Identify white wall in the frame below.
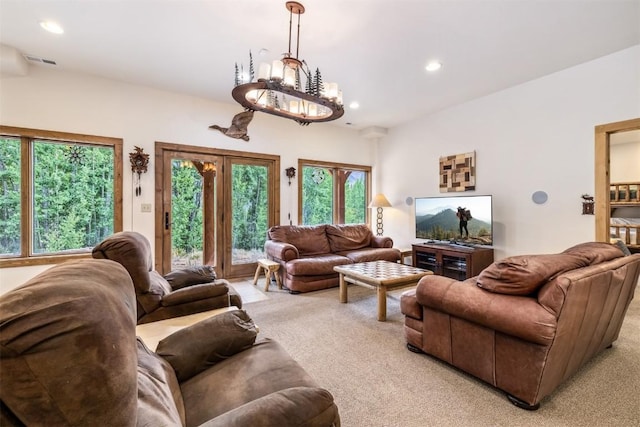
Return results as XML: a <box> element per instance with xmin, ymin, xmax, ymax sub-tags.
<box><xmin>0</xmin><ymin>67</ymin><xmax>372</xmax><ymax>291</ymax></box>
<box><xmin>611</xmin><ymin>141</ymin><xmax>640</xmax><ymax>182</ymax></box>
<box><xmin>380</xmin><ymin>45</ymin><xmax>640</xmax><ymax>260</ymax></box>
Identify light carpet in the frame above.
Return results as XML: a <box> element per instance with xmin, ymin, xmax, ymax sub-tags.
<box><xmin>230</xmin><ymin>279</ymin><xmax>640</xmax><ymax>427</ymax></box>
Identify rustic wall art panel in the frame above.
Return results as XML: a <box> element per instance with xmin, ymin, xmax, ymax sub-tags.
<box><xmin>439</xmin><ymin>151</ymin><xmax>476</xmax><ymax>192</ymax></box>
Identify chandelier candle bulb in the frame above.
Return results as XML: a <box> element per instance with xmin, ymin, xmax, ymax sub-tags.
<box><xmin>271</xmin><ymin>60</ymin><xmax>284</xmax><ymax>80</ymax></box>
<box><xmin>308</xmin><ymin>103</ymin><xmax>318</xmax><ymax>116</ymax></box>
<box><xmin>258</xmin><ymin>63</ymin><xmax>271</xmax><ymax>80</ymax></box>
<box><xmin>284</xmin><ymin>68</ymin><xmax>296</xmax><ymax>86</ymax></box>
<box><xmin>290</xmin><ymin>100</ymin><xmax>299</xmax><ymax>114</ymax></box>
<box><xmin>327</xmin><ymin>83</ymin><xmax>338</xmax><ymax>99</ymax></box>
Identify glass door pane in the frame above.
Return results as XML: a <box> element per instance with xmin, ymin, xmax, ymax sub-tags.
<box><xmin>225</xmin><ymin>158</ymin><xmax>274</xmax><ymax>277</ymax></box>
<box><xmin>166</xmin><ymin>154</ymin><xmax>219</xmax><ymax>271</ymax></box>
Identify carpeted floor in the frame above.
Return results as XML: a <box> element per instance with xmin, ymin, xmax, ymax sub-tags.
<box><xmin>230</xmin><ymin>278</ymin><xmax>640</xmax><ymax>427</ymax></box>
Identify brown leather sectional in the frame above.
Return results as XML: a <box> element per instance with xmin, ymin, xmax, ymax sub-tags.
<box><xmin>401</xmin><ymin>242</ymin><xmax>640</xmax><ymax>409</ymax></box>
<box><xmin>265</xmin><ymin>224</ymin><xmax>401</xmax><ymax>293</ymax></box>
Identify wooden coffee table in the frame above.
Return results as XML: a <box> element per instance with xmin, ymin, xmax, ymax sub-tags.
<box><xmin>334</xmin><ymin>260</ymin><xmax>432</xmax><ymax>321</ymax></box>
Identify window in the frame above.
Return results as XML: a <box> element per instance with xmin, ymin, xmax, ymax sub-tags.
<box><xmin>298</xmin><ymin>159</ymin><xmax>371</xmax><ymax>225</ymax></box>
<box><xmin>0</xmin><ymin>126</ymin><xmax>122</xmax><ymax>267</ymax></box>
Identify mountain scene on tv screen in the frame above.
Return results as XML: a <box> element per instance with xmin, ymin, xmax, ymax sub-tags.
<box><xmin>416</xmin><ymin>208</ymin><xmax>492</xmax><ymax>245</ymax></box>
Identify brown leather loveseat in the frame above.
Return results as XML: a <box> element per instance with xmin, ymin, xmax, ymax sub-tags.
<box><xmin>401</xmin><ymin>242</ymin><xmax>640</xmax><ymax>409</ymax></box>
<box><xmin>265</xmin><ymin>224</ymin><xmax>401</xmax><ymax>293</ymax></box>
<box><xmin>0</xmin><ymin>259</ymin><xmax>341</xmax><ymax>426</ymax></box>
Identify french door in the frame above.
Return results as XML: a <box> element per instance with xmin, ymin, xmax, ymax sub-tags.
<box><xmin>155</xmin><ymin>143</ymin><xmax>279</xmax><ymax>278</ymax></box>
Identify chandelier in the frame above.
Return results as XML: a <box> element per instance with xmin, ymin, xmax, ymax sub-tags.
<box><xmin>231</xmin><ymin>1</ymin><xmax>344</xmax><ymax>126</ymax></box>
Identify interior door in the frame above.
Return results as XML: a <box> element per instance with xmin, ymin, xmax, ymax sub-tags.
<box><xmin>160</xmin><ymin>150</ymin><xmax>222</xmax><ymax>275</ymax></box>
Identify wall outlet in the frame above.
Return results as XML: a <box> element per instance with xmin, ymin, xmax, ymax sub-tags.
<box><xmin>141</xmin><ymin>203</ymin><xmax>152</xmax><ymax>213</ymax></box>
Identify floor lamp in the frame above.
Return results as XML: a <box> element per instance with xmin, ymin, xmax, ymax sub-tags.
<box><xmin>369</xmin><ymin>193</ymin><xmax>392</xmax><ymax>236</ymax></box>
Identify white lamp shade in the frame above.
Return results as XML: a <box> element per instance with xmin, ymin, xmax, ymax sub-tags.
<box><xmin>368</xmin><ymin>193</ymin><xmax>392</xmax><ymax>208</ymax></box>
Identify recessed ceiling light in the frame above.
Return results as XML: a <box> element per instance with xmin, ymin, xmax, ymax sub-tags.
<box><xmin>40</xmin><ymin>21</ymin><xmax>64</xmax><ymax>34</ymax></box>
<box><xmin>425</xmin><ymin>61</ymin><xmax>442</xmax><ymax>72</ymax></box>
<box><xmin>349</xmin><ymin>102</ymin><xmax>359</xmax><ymax>109</ymax></box>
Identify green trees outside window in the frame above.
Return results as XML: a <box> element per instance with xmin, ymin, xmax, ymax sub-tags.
<box><xmin>300</xmin><ymin>164</ymin><xmax>368</xmax><ymax>225</ymax></box>
<box><xmin>0</xmin><ymin>127</ymin><xmax>122</xmax><ymax>265</ymax></box>
<box><xmin>0</xmin><ymin>138</ymin><xmax>21</xmax><ymax>256</ymax></box>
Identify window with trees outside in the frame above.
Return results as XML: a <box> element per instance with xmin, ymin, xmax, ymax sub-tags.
<box><xmin>299</xmin><ymin>159</ymin><xmax>371</xmax><ymax>225</ymax></box>
<box><xmin>0</xmin><ymin>126</ymin><xmax>123</xmax><ymax>267</ymax></box>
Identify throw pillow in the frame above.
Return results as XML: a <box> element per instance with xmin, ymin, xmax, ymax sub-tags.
<box><xmin>613</xmin><ymin>239</ymin><xmax>632</xmax><ymax>256</ymax></box>
<box><xmin>156</xmin><ymin>310</ymin><xmax>257</xmax><ymax>382</ymax></box>
<box><xmin>164</xmin><ymin>265</ymin><xmax>217</xmax><ymax>290</ymax></box>
<box><xmin>477</xmin><ymin>253</ymin><xmax>589</xmax><ymax>295</ymax></box>
<box><xmin>562</xmin><ymin>241</ymin><xmax>624</xmax><ymax>264</ymax></box>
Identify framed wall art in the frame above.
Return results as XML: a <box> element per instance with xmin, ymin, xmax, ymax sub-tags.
<box><xmin>440</xmin><ymin>151</ymin><xmax>476</xmax><ymax>192</ymax></box>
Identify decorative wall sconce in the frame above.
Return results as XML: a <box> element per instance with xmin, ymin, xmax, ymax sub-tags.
<box><xmin>582</xmin><ymin>194</ymin><xmax>594</xmax><ymax>215</ymax></box>
<box><xmin>129</xmin><ymin>146</ymin><xmax>149</xmax><ymax>197</ymax></box>
<box><xmin>285</xmin><ymin>167</ymin><xmax>297</xmax><ymax>185</ymax></box>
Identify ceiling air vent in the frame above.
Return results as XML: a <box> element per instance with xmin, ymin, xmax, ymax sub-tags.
<box><xmin>24</xmin><ymin>55</ymin><xmax>57</xmax><ymax>66</ymax></box>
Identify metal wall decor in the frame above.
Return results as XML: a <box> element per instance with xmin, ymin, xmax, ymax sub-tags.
<box><xmin>440</xmin><ymin>151</ymin><xmax>476</xmax><ymax>192</ymax></box>
<box><xmin>209</xmin><ymin>110</ymin><xmax>254</xmax><ymax>141</ymax></box>
<box><xmin>129</xmin><ymin>146</ymin><xmax>149</xmax><ymax>197</ymax></box>
<box><xmin>64</xmin><ymin>144</ymin><xmax>86</xmax><ymax>166</ymax></box>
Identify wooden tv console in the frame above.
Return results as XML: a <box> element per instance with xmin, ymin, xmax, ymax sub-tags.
<box><xmin>412</xmin><ymin>243</ymin><xmax>494</xmax><ymax>280</ymax></box>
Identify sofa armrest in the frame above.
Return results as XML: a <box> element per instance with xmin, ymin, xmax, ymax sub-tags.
<box><xmin>416</xmin><ymin>275</ymin><xmax>557</xmax><ymax>345</ymax></box>
<box><xmin>160</xmin><ymin>282</ymin><xmax>229</xmax><ymax>307</ymax></box>
<box><xmin>371</xmin><ymin>236</ymin><xmax>393</xmax><ymax>248</ymax></box>
<box><xmin>156</xmin><ymin>310</ymin><xmax>257</xmax><ymax>382</ymax></box>
<box><xmin>265</xmin><ymin>240</ymin><xmax>299</xmax><ymax>262</ymax></box>
<box><xmin>199</xmin><ymin>387</ymin><xmax>339</xmax><ymax>427</ymax></box>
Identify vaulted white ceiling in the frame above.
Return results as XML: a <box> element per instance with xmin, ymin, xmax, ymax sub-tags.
<box><xmin>1</xmin><ymin>0</ymin><xmax>639</xmax><ymax>130</ymax></box>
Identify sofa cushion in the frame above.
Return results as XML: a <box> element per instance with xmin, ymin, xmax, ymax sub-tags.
<box><xmin>268</xmin><ymin>225</ymin><xmax>331</xmax><ymax>256</ymax></box>
<box><xmin>285</xmin><ymin>254</ymin><xmax>352</xmax><ymax>276</ymax></box>
<box><xmin>137</xmin><ymin>339</ymin><xmax>185</xmax><ymax>426</ymax></box>
<box><xmin>156</xmin><ymin>310</ymin><xmax>257</xmax><ymax>382</ymax></box>
<box><xmin>164</xmin><ymin>265</ymin><xmax>217</xmax><ymax>290</ymax></box>
<box><xmin>562</xmin><ymin>241</ymin><xmax>624</xmax><ymax>264</ymax></box>
<box><xmin>326</xmin><ymin>224</ymin><xmax>372</xmax><ymax>252</ymax></box>
<box><xmin>180</xmin><ymin>338</ymin><xmax>320</xmax><ymax>426</ymax></box>
<box><xmin>341</xmin><ymin>247</ymin><xmax>401</xmax><ymax>263</ymax></box>
<box><xmin>92</xmin><ymin>231</ymin><xmax>153</xmax><ymax>293</ymax></box>
<box><xmin>477</xmin><ymin>253</ymin><xmax>589</xmax><ymax>295</ymax></box>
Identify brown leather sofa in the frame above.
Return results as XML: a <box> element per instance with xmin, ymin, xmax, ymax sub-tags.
<box><xmin>92</xmin><ymin>231</ymin><xmax>242</xmax><ymax>324</ymax></box>
<box><xmin>264</xmin><ymin>224</ymin><xmax>401</xmax><ymax>293</ymax></box>
<box><xmin>401</xmin><ymin>242</ymin><xmax>640</xmax><ymax>409</ymax></box>
<box><xmin>0</xmin><ymin>259</ymin><xmax>341</xmax><ymax>426</ymax></box>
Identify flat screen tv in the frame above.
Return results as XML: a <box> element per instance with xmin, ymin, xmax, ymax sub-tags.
<box><xmin>415</xmin><ymin>195</ymin><xmax>493</xmax><ymax>246</ymax></box>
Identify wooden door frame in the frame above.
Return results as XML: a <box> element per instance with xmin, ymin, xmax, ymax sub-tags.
<box><xmin>594</xmin><ymin>118</ymin><xmax>640</xmax><ymax>242</ymax></box>
<box><xmin>155</xmin><ymin>142</ymin><xmax>280</xmax><ymax>277</ymax></box>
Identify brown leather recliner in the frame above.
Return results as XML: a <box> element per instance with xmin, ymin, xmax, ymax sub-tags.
<box><xmin>92</xmin><ymin>231</ymin><xmax>242</xmax><ymax>324</ymax></box>
<box><xmin>401</xmin><ymin>242</ymin><xmax>640</xmax><ymax>409</ymax></box>
<box><xmin>0</xmin><ymin>259</ymin><xmax>340</xmax><ymax>426</ymax></box>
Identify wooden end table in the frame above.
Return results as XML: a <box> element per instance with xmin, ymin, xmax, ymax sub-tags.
<box><xmin>334</xmin><ymin>260</ymin><xmax>432</xmax><ymax>321</ymax></box>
